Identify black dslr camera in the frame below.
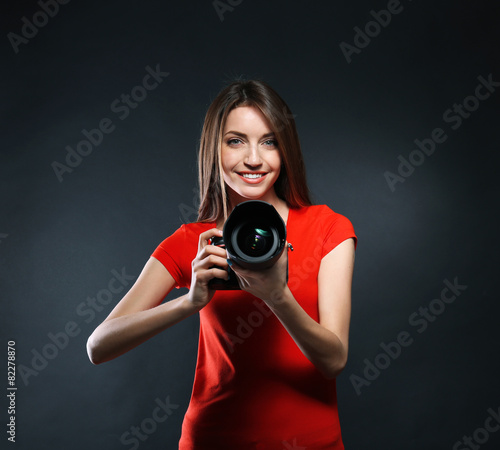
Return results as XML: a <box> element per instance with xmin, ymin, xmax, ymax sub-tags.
<box><xmin>208</xmin><ymin>200</ymin><xmax>287</xmax><ymax>290</ymax></box>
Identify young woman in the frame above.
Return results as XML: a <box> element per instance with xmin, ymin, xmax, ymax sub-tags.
<box><xmin>87</xmin><ymin>80</ymin><xmax>357</xmax><ymax>449</ymax></box>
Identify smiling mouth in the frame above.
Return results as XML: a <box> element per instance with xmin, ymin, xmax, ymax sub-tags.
<box><xmin>238</xmin><ymin>172</ymin><xmax>267</xmax><ymax>179</ymax></box>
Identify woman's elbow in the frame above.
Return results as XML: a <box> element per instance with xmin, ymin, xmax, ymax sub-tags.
<box><xmin>321</xmin><ymin>352</ymin><xmax>348</xmax><ymax>380</ymax></box>
<box><xmin>322</xmin><ymin>365</ymin><xmax>346</xmax><ymax>380</ymax></box>
<box><xmin>86</xmin><ymin>333</ymin><xmax>105</xmax><ymax>365</ymax></box>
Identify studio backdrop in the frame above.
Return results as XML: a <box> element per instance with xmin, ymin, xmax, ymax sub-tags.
<box><xmin>1</xmin><ymin>0</ymin><xmax>499</xmax><ymax>449</ymax></box>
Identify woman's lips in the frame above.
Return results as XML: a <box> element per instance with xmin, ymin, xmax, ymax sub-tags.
<box><xmin>237</xmin><ymin>172</ymin><xmax>268</xmax><ymax>184</ymax></box>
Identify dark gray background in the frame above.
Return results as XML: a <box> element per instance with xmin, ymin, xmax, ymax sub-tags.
<box><xmin>2</xmin><ymin>0</ymin><xmax>499</xmax><ymax>449</ymax></box>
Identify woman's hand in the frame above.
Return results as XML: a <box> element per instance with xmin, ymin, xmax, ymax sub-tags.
<box><xmin>232</xmin><ymin>238</ymin><xmax>355</xmax><ymax>379</ymax></box>
<box><xmin>230</xmin><ymin>243</ymin><xmax>289</xmax><ymax>305</ymax></box>
<box><xmin>187</xmin><ymin>228</ymin><xmax>229</xmax><ymax>310</ymax></box>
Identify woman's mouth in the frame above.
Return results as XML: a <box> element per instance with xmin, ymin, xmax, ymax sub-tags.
<box><xmin>237</xmin><ymin>172</ymin><xmax>267</xmax><ymax>184</ymax></box>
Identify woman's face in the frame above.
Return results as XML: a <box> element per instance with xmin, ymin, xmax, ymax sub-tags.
<box><xmin>221</xmin><ymin>106</ymin><xmax>282</xmax><ymax>206</ymax></box>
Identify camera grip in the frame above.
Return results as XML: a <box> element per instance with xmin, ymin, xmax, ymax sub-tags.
<box><xmin>208</xmin><ymin>236</ymin><xmax>241</xmax><ymax>290</ymax></box>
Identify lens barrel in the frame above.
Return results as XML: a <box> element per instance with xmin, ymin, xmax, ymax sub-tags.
<box><xmin>225</xmin><ymin>200</ymin><xmax>286</xmax><ymax>269</ymax></box>
<box><xmin>208</xmin><ymin>200</ymin><xmax>287</xmax><ymax>290</ymax></box>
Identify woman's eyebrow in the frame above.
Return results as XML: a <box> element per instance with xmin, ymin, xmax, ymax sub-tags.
<box><xmin>224</xmin><ymin>130</ymin><xmax>276</xmax><ymax>138</ymax></box>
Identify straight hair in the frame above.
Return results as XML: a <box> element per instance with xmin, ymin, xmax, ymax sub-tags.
<box><xmin>197</xmin><ymin>79</ymin><xmax>312</xmax><ymax>223</ymax></box>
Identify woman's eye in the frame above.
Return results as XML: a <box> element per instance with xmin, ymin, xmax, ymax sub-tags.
<box><xmin>263</xmin><ymin>139</ymin><xmax>278</xmax><ymax>147</ymax></box>
<box><xmin>227</xmin><ymin>138</ymin><xmax>242</xmax><ymax>146</ymax></box>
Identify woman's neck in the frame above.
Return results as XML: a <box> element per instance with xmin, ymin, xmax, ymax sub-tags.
<box><xmin>217</xmin><ymin>189</ymin><xmax>289</xmax><ymax>228</ymax></box>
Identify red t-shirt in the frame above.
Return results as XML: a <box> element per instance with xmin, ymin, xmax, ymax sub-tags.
<box><xmin>151</xmin><ymin>205</ymin><xmax>357</xmax><ymax>449</ymax></box>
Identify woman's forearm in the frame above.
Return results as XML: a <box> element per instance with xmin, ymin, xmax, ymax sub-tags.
<box><xmin>86</xmin><ymin>295</ymin><xmax>199</xmax><ymax>365</ymax></box>
<box><xmin>267</xmin><ymin>288</ymin><xmax>348</xmax><ymax>379</ymax></box>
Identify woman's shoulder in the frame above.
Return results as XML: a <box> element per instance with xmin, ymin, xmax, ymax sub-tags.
<box><xmin>291</xmin><ymin>204</ymin><xmax>357</xmax><ymax>249</ymax></box>
<box><xmin>179</xmin><ymin>221</ymin><xmax>216</xmax><ymax>235</ymax></box>
<box><xmin>292</xmin><ymin>204</ymin><xmax>352</xmax><ymax>224</ymax></box>
<box><xmin>156</xmin><ymin>221</ymin><xmax>215</xmax><ymax>247</ymax></box>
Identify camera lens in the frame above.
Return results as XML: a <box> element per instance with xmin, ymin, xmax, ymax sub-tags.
<box><xmin>210</xmin><ymin>201</ymin><xmax>287</xmax><ymax>289</ymax></box>
<box><xmin>241</xmin><ymin>227</ymin><xmax>272</xmax><ymax>256</ymax></box>
<box><xmin>223</xmin><ymin>200</ymin><xmax>286</xmax><ymax>271</ymax></box>
<box><xmin>233</xmin><ymin>223</ymin><xmax>278</xmax><ymax>261</ymax></box>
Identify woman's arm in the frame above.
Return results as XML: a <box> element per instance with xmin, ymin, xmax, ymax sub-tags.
<box><xmin>231</xmin><ymin>238</ymin><xmax>355</xmax><ymax>379</ymax></box>
<box><xmin>86</xmin><ymin>258</ymin><xmax>195</xmax><ymax>364</ymax></box>
<box><xmin>87</xmin><ymin>228</ymin><xmax>229</xmax><ymax>365</ymax></box>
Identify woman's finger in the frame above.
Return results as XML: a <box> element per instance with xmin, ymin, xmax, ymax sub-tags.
<box><xmin>197</xmin><ymin>228</ymin><xmax>223</xmax><ymax>252</ymax></box>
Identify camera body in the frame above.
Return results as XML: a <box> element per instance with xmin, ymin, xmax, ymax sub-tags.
<box><xmin>208</xmin><ymin>200</ymin><xmax>287</xmax><ymax>290</ymax></box>
<box><xmin>208</xmin><ymin>236</ymin><xmax>241</xmax><ymax>290</ymax></box>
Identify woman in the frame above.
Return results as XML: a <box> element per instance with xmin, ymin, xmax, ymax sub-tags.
<box><xmin>87</xmin><ymin>80</ymin><xmax>357</xmax><ymax>449</ymax></box>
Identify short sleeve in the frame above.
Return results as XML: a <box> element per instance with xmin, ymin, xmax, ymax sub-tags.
<box><xmin>151</xmin><ymin>225</ymin><xmax>190</xmax><ymax>288</ymax></box>
<box><xmin>320</xmin><ymin>207</ymin><xmax>357</xmax><ymax>258</ymax></box>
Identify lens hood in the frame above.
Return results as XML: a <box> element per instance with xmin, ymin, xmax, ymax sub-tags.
<box><xmin>224</xmin><ymin>200</ymin><xmax>286</xmax><ymax>270</ymax></box>
<box><xmin>208</xmin><ymin>200</ymin><xmax>287</xmax><ymax>290</ymax></box>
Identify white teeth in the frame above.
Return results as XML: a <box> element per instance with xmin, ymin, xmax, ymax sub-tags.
<box><xmin>241</xmin><ymin>173</ymin><xmax>264</xmax><ymax>179</ymax></box>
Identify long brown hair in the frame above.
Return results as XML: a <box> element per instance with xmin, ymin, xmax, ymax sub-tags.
<box><xmin>197</xmin><ymin>79</ymin><xmax>312</xmax><ymax>223</ymax></box>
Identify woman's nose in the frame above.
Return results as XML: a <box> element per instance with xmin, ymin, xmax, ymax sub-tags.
<box><xmin>245</xmin><ymin>144</ymin><xmax>262</xmax><ymax>166</ymax></box>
